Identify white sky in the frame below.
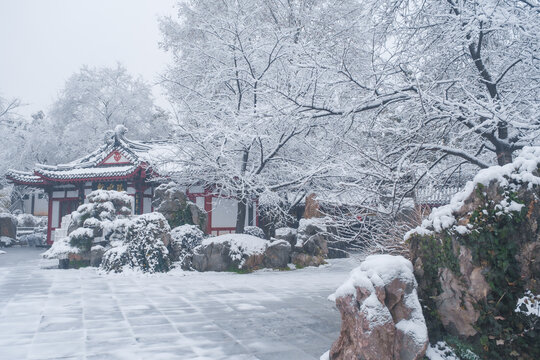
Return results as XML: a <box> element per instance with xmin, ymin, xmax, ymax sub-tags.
<box><xmin>0</xmin><ymin>0</ymin><xmax>178</xmax><ymax>117</ymax></box>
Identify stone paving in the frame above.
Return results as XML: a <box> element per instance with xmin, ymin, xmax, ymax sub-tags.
<box><xmin>0</xmin><ymin>247</ymin><xmax>360</xmax><ymax>360</ymax></box>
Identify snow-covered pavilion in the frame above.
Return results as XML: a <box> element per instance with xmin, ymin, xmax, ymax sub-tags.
<box><xmin>7</xmin><ymin>126</ymin><xmax>258</xmax><ymax>244</ymax></box>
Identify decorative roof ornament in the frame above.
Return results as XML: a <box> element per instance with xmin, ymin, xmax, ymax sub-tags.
<box><xmin>115</xmin><ymin>124</ymin><xmax>128</xmax><ymax>140</ymax></box>
<box><xmin>104</xmin><ymin>130</ymin><xmax>115</xmax><ymax>145</ymax></box>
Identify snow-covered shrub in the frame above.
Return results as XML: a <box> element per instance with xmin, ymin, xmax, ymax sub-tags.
<box><xmin>70</xmin><ymin>190</ymin><xmax>131</xmax><ymax>230</ymax></box>
<box><xmin>243</xmin><ymin>226</ymin><xmax>265</xmax><ymax>239</ymax></box>
<box><xmin>169</xmin><ymin>224</ymin><xmax>205</xmax><ymax>266</ymax></box>
<box><xmin>43</xmin><ymin>190</ymin><xmax>132</xmax><ymax>266</ymax></box>
<box><xmin>16</xmin><ymin>213</ymin><xmax>47</xmax><ymax>227</ymax></box>
<box><xmin>68</xmin><ymin>228</ymin><xmax>95</xmax><ymax>252</ymax></box>
<box><xmin>101</xmin><ymin>212</ymin><xmax>171</xmax><ymax>273</ymax></box>
<box><xmin>42</xmin><ymin>236</ymin><xmax>79</xmax><ymax>260</ymax></box>
<box><xmin>0</xmin><ymin>236</ymin><xmax>14</xmax><ymax>247</ymax></box>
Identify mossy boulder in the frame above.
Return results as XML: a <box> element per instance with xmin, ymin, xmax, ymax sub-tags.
<box><xmin>407</xmin><ymin>147</ymin><xmax>540</xmax><ymax>359</ymax></box>
<box><xmin>152</xmin><ymin>182</ymin><xmax>207</xmax><ymax>231</ymax></box>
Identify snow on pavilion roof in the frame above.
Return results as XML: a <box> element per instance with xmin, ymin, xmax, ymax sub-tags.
<box><xmin>6</xmin><ymin>125</ymin><xmax>181</xmax><ymax>185</ymax></box>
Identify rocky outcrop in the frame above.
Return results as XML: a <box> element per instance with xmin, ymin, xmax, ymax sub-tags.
<box><xmin>0</xmin><ymin>213</ymin><xmax>16</xmax><ymax>244</ymax></box>
<box><xmin>192</xmin><ymin>234</ymin><xmax>268</xmax><ymax>272</ymax></box>
<box><xmin>407</xmin><ymin>147</ymin><xmax>540</xmax><ymax>359</ymax></box>
<box><xmin>329</xmin><ymin>255</ymin><xmax>428</xmax><ymax>360</ymax></box>
<box><xmin>191</xmin><ymin>234</ymin><xmax>293</xmax><ymax>272</ymax></box>
<box><xmin>274</xmin><ymin>227</ymin><xmax>297</xmax><ymax>246</ymax></box>
<box><xmin>263</xmin><ymin>240</ymin><xmax>291</xmax><ymax>269</ymax></box>
<box><xmin>292</xmin><ymin>219</ymin><xmax>328</xmax><ymax>267</ymax></box>
<box><xmin>153</xmin><ymin>183</ymin><xmax>207</xmax><ymax>231</ymax></box>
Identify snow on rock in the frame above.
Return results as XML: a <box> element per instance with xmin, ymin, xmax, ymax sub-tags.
<box><xmin>406</xmin><ymin>146</ymin><xmax>540</xmax><ymax>240</ymax></box>
<box><xmin>328</xmin><ymin>254</ymin><xmax>428</xmax><ymax>360</ymax></box>
<box><xmin>192</xmin><ymin>234</ymin><xmax>294</xmax><ymax>272</ymax></box>
<box><xmin>425</xmin><ymin>342</ymin><xmax>460</xmax><ymax>360</ymax></box>
<box><xmin>515</xmin><ymin>290</ymin><xmax>540</xmax><ymax>317</ymax></box>
<box><xmin>0</xmin><ymin>250</ymin><xmax>6</xmax><ymax>255</ymax></box>
<box><xmin>274</xmin><ymin>227</ymin><xmax>297</xmax><ymax>246</ymax></box>
<box><xmin>201</xmin><ymin>234</ymin><xmax>268</xmax><ymax>262</ymax></box>
<box><xmin>320</xmin><ymin>350</ymin><xmax>330</xmax><ymax>360</ymax></box>
<box><xmin>296</xmin><ymin>217</ymin><xmax>327</xmax><ymax>248</ymax></box>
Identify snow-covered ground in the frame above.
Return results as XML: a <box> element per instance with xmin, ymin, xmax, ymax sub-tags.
<box><xmin>0</xmin><ymin>247</ymin><xmax>360</xmax><ymax>360</ymax></box>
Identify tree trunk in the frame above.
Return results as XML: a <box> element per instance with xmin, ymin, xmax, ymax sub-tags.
<box><xmin>496</xmin><ymin>147</ymin><xmax>513</xmax><ymax>166</ymax></box>
<box><xmin>235</xmin><ymin>196</ymin><xmax>247</xmax><ymax>234</ymax></box>
<box><xmin>235</xmin><ymin>149</ymin><xmax>250</xmax><ymax>233</ymax></box>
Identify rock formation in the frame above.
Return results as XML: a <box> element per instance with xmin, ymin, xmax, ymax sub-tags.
<box><xmin>328</xmin><ymin>255</ymin><xmax>428</xmax><ymax>360</ymax></box>
<box><xmin>407</xmin><ymin>146</ymin><xmax>540</xmax><ymax>359</ymax></box>
<box><xmin>152</xmin><ymin>182</ymin><xmax>207</xmax><ymax>231</ymax></box>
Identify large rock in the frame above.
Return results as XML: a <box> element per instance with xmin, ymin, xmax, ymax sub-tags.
<box><xmin>329</xmin><ymin>255</ymin><xmax>428</xmax><ymax>360</ymax></box>
<box><xmin>0</xmin><ymin>213</ymin><xmax>16</xmax><ymax>243</ymax></box>
<box><xmin>292</xmin><ymin>220</ymin><xmax>329</xmax><ymax>267</ymax></box>
<box><xmin>263</xmin><ymin>240</ymin><xmax>291</xmax><ymax>268</ymax></box>
<box><xmin>274</xmin><ymin>227</ymin><xmax>297</xmax><ymax>246</ymax></box>
<box><xmin>192</xmin><ymin>234</ymin><xmax>268</xmax><ymax>272</ymax></box>
<box><xmin>153</xmin><ymin>182</ymin><xmax>207</xmax><ymax>231</ymax></box>
<box><xmin>407</xmin><ymin>147</ymin><xmax>540</xmax><ymax>358</ymax></box>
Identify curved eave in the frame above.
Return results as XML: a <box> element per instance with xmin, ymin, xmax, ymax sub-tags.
<box><xmin>6</xmin><ymin>175</ymin><xmax>46</xmax><ymax>186</ymax></box>
<box><xmin>34</xmin><ymin>166</ymin><xmax>143</xmax><ymax>183</ymax></box>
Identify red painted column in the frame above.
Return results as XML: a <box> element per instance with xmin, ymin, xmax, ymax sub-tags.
<box><xmin>204</xmin><ymin>189</ymin><xmax>212</xmax><ymax>235</ymax></box>
<box><xmin>46</xmin><ymin>189</ymin><xmax>53</xmax><ymax>245</ymax></box>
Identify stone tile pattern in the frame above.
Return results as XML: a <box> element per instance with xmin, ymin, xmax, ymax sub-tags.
<box><xmin>0</xmin><ymin>248</ymin><xmax>357</xmax><ymax>360</ymax></box>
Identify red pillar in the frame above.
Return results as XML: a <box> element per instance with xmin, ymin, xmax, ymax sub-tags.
<box><xmin>46</xmin><ymin>189</ymin><xmax>53</xmax><ymax>245</ymax></box>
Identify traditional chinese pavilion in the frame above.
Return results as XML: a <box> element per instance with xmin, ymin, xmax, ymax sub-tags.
<box><xmin>7</xmin><ymin>126</ymin><xmax>258</xmax><ymax>244</ymax></box>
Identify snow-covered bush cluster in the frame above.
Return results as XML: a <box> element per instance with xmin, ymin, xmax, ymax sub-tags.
<box><xmin>43</xmin><ymin>190</ymin><xmax>133</xmax><ymax>261</ymax></box>
<box><xmin>101</xmin><ymin>212</ymin><xmax>171</xmax><ymax>273</ymax></box>
<box><xmin>242</xmin><ymin>226</ymin><xmax>265</xmax><ymax>239</ymax></box>
<box><xmin>43</xmin><ymin>190</ymin><xmax>209</xmax><ymax>273</ymax></box>
<box><xmin>15</xmin><ymin>213</ymin><xmax>47</xmax><ymax>227</ymax></box>
<box><xmin>169</xmin><ymin>224</ymin><xmax>205</xmax><ymax>269</ymax></box>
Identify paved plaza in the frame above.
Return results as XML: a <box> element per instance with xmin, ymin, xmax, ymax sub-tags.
<box><xmin>0</xmin><ymin>248</ymin><xmax>360</xmax><ymax>360</ymax></box>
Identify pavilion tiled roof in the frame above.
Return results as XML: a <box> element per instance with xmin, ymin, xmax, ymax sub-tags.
<box><xmin>35</xmin><ymin>165</ymin><xmax>139</xmax><ymax>181</ymax></box>
<box><xmin>6</xmin><ymin>125</ymin><xmax>181</xmax><ymax>185</ymax></box>
<box><xmin>5</xmin><ymin>170</ymin><xmax>45</xmax><ymax>185</ymax></box>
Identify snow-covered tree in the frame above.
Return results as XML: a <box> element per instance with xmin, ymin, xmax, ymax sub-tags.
<box><xmin>274</xmin><ymin>0</ymin><xmax>540</xmax><ymax>218</ymax></box>
<box><xmin>159</xmin><ymin>0</ymin><xmax>332</xmax><ymax>232</ymax></box>
<box><xmin>288</xmin><ymin>0</ymin><xmax>540</xmax><ymax>167</ymax></box>
<box><xmin>0</xmin><ymin>95</ymin><xmax>32</xmax><ymax>186</ymax></box>
<box><xmin>35</xmin><ymin>64</ymin><xmax>171</xmax><ymax>164</ymax></box>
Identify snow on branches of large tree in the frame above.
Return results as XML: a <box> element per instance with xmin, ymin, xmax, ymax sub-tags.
<box><xmin>34</xmin><ymin>64</ymin><xmax>170</xmax><ymax>165</ymax></box>
<box><xmin>159</xmin><ymin>0</ymin><xmax>334</xmax><ymax>232</ymax></box>
<box><xmin>277</xmin><ymin>0</ymin><xmax>540</xmax><ymax>214</ymax></box>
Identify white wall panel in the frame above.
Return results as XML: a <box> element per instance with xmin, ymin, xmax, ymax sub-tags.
<box><xmin>52</xmin><ymin>201</ymin><xmax>60</xmax><ymax>228</ymax></box>
<box><xmin>211</xmin><ymin>197</ymin><xmax>237</xmax><ymax>228</ymax></box>
<box><xmin>142</xmin><ymin>197</ymin><xmax>152</xmax><ymax>214</ymax></box>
